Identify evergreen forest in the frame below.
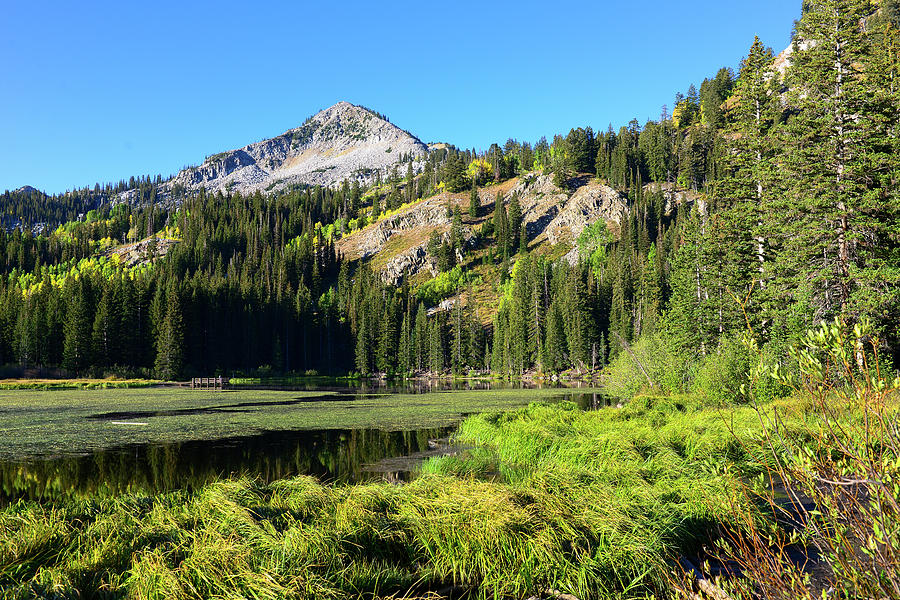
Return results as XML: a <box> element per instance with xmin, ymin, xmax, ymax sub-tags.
<box><xmin>1</xmin><ymin>0</ymin><xmax>899</xmax><ymax>392</ymax></box>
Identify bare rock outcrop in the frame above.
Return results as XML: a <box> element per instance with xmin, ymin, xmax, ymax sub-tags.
<box><xmin>546</xmin><ymin>181</ymin><xmax>626</xmax><ymax>245</ymax></box>
<box><xmin>359</xmin><ymin>201</ymin><xmax>451</xmax><ymax>256</ymax></box>
<box><xmin>643</xmin><ymin>182</ymin><xmax>703</xmax><ymax>215</ymax></box>
<box><xmin>382</xmin><ymin>243</ymin><xmax>432</xmax><ymax>284</ymax></box>
<box><xmin>502</xmin><ymin>174</ymin><xmax>627</xmax><ymax>249</ymax></box>
<box><xmin>108</xmin><ymin>236</ymin><xmax>179</xmax><ymax>267</ymax></box>
<box><xmin>774</xmin><ymin>42</ymin><xmax>794</xmax><ymax>78</ymax></box>
<box><xmin>168</xmin><ymin>102</ymin><xmax>427</xmax><ymax>196</ymax></box>
<box><xmin>343</xmin><ymin>173</ymin><xmax>630</xmax><ymax>281</ymax></box>
<box><xmin>508</xmin><ymin>174</ymin><xmax>569</xmax><ymax>239</ymax></box>
<box><xmin>337</xmin><ymin>195</ymin><xmax>477</xmax><ymax>284</ymax></box>
<box><xmin>377</xmin><ymin>225</ymin><xmax>477</xmax><ymax>285</ymax></box>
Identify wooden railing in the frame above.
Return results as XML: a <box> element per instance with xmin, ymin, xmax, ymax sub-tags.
<box><xmin>190</xmin><ymin>376</ymin><xmax>226</xmax><ymax>390</ymax></box>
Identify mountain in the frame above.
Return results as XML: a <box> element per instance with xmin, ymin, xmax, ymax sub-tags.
<box><xmin>168</xmin><ymin>102</ymin><xmax>428</xmax><ymax>195</ymax></box>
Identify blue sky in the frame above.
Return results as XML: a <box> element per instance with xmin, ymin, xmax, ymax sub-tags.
<box><xmin>1</xmin><ymin>1</ymin><xmax>799</xmax><ymax>195</ymax></box>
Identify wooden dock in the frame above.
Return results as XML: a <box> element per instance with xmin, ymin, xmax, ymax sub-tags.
<box><xmin>190</xmin><ymin>376</ymin><xmax>226</xmax><ymax>390</ymax></box>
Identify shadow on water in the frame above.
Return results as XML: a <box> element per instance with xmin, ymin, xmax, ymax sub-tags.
<box><xmin>0</xmin><ymin>426</ymin><xmax>451</xmax><ymax>504</ymax></box>
<box><xmin>552</xmin><ymin>391</ymin><xmax>615</xmax><ymax>410</ymax></box>
<box><xmin>85</xmin><ymin>393</ymin><xmax>378</xmax><ymax>420</ymax></box>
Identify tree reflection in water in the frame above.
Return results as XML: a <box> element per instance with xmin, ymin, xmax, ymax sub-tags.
<box><xmin>0</xmin><ymin>426</ymin><xmax>448</xmax><ymax>503</ymax></box>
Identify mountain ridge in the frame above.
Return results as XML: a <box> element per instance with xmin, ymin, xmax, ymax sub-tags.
<box><xmin>166</xmin><ymin>101</ymin><xmax>428</xmax><ymax>196</ymax></box>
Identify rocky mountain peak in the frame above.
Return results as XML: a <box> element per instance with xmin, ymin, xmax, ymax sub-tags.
<box><xmin>167</xmin><ymin>102</ymin><xmax>427</xmax><ymax>197</ymax></box>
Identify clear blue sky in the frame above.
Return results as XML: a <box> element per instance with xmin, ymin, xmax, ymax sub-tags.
<box><xmin>1</xmin><ymin>1</ymin><xmax>799</xmax><ymax>195</ymax></box>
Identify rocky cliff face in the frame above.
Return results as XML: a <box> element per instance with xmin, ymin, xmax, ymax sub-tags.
<box><xmin>335</xmin><ymin>195</ymin><xmax>478</xmax><ymax>285</ymax></box>
<box><xmin>643</xmin><ymin>182</ymin><xmax>702</xmax><ymax>215</ymax></box>
<box><xmin>508</xmin><ymin>174</ymin><xmax>627</xmax><ymax>246</ymax></box>
<box><xmin>337</xmin><ymin>173</ymin><xmax>631</xmax><ymax>283</ymax></box>
<box><xmin>169</xmin><ymin>102</ymin><xmax>428</xmax><ymax>195</ymax></box>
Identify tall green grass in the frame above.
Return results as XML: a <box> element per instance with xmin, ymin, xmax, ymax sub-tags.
<box><xmin>0</xmin><ymin>397</ymin><xmax>777</xmax><ymax>599</ymax></box>
<box><xmin>0</xmin><ymin>378</ymin><xmax>159</xmax><ymax>390</ymax></box>
<box><xmin>423</xmin><ymin>398</ymin><xmax>769</xmax><ymax>596</ymax></box>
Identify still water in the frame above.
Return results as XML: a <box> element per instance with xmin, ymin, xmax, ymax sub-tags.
<box><xmin>0</xmin><ymin>385</ymin><xmax>608</xmax><ymax>503</ymax></box>
<box><xmin>0</xmin><ymin>426</ymin><xmax>451</xmax><ymax>503</ymax></box>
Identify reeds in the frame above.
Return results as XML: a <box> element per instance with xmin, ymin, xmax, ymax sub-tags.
<box><xmin>0</xmin><ymin>398</ymin><xmax>779</xmax><ymax>599</ymax></box>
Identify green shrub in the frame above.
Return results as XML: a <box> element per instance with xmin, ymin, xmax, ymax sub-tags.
<box><xmin>750</xmin><ymin>342</ymin><xmax>792</xmax><ymax>403</ymax></box>
<box><xmin>692</xmin><ymin>334</ymin><xmax>754</xmax><ymax>404</ymax></box>
<box><xmin>603</xmin><ymin>333</ymin><xmax>691</xmax><ymax>398</ymax></box>
<box><xmin>416</xmin><ymin>266</ymin><xmax>480</xmax><ymax>306</ymax></box>
<box><xmin>684</xmin><ymin>318</ymin><xmax>900</xmax><ymax>599</ymax></box>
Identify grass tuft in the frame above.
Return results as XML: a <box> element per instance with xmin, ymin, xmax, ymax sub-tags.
<box><xmin>0</xmin><ymin>396</ymin><xmax>807</xmax><ymax>599</ymax></box>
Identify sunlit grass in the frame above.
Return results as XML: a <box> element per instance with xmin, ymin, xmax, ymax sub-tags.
<box><xmin>0</xmin><ymin>396</ymin><xmax>780</xmax><ymax>599</ymax></box>
<box><xmin>0</xmin><ymin>378</ymin><xmax>158</xmax><ymax>390</ymax></box>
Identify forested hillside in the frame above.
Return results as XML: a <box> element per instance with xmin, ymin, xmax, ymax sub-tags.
<box><xmin>1</xmin><ymin>0</ymin><xmax>898</xmax><ymax>386</ymax></box>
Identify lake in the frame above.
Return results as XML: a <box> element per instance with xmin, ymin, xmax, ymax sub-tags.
<box><xmin>0</xmin><ymin>384</ymin><xmax>605</xmax><ymax>503</ymax></box>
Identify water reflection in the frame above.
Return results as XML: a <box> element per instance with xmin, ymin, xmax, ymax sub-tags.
<box><xmin>0</xmin><ymin>385</ymin><xmax>608</xmax><ymax>504</ymax></box>
<box><xmin>566</xmin><ymin>391</ymin><xmax>614</xmax><ymax>410</ymax></box>
<box><xmin>231</xmin><ymin>378</ymin><xmax>599</xmax><ymax>394</ymax></box>
<box><xmin>0</xmin><ymin>426</ymin><xmax>449</xmax><ymax>504</ymax></box>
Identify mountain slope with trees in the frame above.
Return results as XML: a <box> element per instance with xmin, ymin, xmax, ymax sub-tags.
<box><xmin>0</xmin><ymin>0</ymin><xmax>898</xmax><ymax>385</ymax></box>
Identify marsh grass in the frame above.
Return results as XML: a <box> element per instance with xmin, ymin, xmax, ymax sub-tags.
<box><xmin>0</xmin><ymin>395</ymin><xmax>789</xmax><ymax>599</ymax></box>
<box><xmin>0</xmin><ymin>379</ymin><xmax>158</xmax><ymax>390</ymax></box>
<box><xmin>0</xmin><ymin>388</ymin><xmax>572</xmax><ymax>462</ymax></box>
<box><xmin>424</xmin><ymin>398</ymin><xmax>774</xmax><ymax>596</ymax></box>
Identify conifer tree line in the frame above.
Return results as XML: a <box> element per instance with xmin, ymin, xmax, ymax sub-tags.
<box><xmin>1</xmin><ymin>175</ymin><xmax>171</xmax><ymax>232</ymax></box>
<box><xmin>0</xmin><ymin>0</ymin><xmax>898</xmax><ymax>380</ymax></box>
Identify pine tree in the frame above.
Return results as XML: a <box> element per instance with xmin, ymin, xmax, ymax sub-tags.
<box><xmin>428</xmin><ymin>318</ymin><xmax>444</xmax><ymax>373</ymax></box>
<box><xmin>399</xmin><ymin>307</ymin><xmax>412</xmax><ymax>374</ymax></box>
<box><xmin>493</xmin><ymin>194</ymin><xmax>508</xmax><ymax>256</ymax></box>
<box><xmin>450</xmin><ymin>207</ymin><xmax>464</xmax><ymax>256</ymax></box>
<box><xmin>414</xmin><ymin>302</ymin><xmax>428</xmax><ymax>371</ymax></box>
<box><xmin>15</xmin><ymin>294</ymin><xmax>36</xmax><ymax>369</ymax></box>
<box><xmin>42</xmin><ymin>279</ymin><xmax>64</xmax><ymax>367</ymax></box>
<box><xmin>699</xmin><ymin>67</ymin><xmax>734</xmax><ymax>127</ymax></box>
<box><xmin>565</xmin><ymin>269</ymin><xmax>591</xmax><ymax>369</ymax></box>
<box><xmin>62</xmin><ymin>278</ymin><xmax>92</xmax><ymax>374</ymax></box>
<box><xmin>508</xmin><ymin>193</ymin><xmax>522</xmax><ymax>255</ymax></box>
<box><xmin>712</xmin><ymin>36</ymin><xmax>779</xmax><ymax>334</ymax></box>
<box><xmin>438</xmin><ymin>241</ymin><xmax>455</xmax><ymax>272</ymax></box>
<box><xmin>388</xmin><ymin>187</ymin><xmax>400</xmax><ymax>211</ymax></box>
<box><xmin>776</xmin><ymin>0</ymin><xmax>899</xmax><ymax>327</ymax></box>
<box><xmin>355</xmin><ymin>301</ymin><xmax>371</xmax><ymax>374</ymax></box>
<box><xmin>376</xmin><ymin>298</ymin><xmax>398</xmax><ymax>373</ymax></box>
<box><xmin>350</xmin><ymin>180</ymin><xmax>361</xmax><ymax>215</ymax></box>
<box><xmin>451</xmin><ymin>297</ymin><xmax>463</xmax><ymax>374</ymax></box>
<box><xmin>856</xmin><ymin>16</ymin><xmax>900</xmax><ymax>334</ymax></box>
<box><xmin>444</xmin><ymin>155</ymin><xmax>468</xmax><ymax>192</ymax></box>
<box><xmin>406</xmin><ymin>161</ymin><xmax>415</xmax><ymax>204</ymax></box>
<box><xmin>665</xmin><ymin>210</ymin><xmax>716</xmax><ymax>355</ymax></box>
<box><xmin>509</xmin><ymin>263</ymin><xmax>529</xmax><ymax>374</ymax></box>
<box><xmin>154</xmin><ymin>284</ymin><xmax>184</xmax><ymax>381</ymax></box>
<box><xmin>544</xmin><ymin>302</ymin><xmax>567</xmax><ymax>371</ymax></box>
<box><xmin>640</xmin><ymin>245</ymin><xmax>662</xmax><ymax>336</ymax></box>
<box><xmin>491</xmin><ymin>311</ymin><xmax>506</xmax><ymax>375</ymax></box>
<box><xmin>552</xmin><ymin>144</ymin><xmax>572</xmax><ymax>189</ymax></box>
<box><xmin>529</xmin><ymin>260</ymin><xmax>545</xmax><ymax>371</ymax></box>
<box><xmin>469</xmin><ymin>183</ymin><xmax>479</xmax><ymax>218</ymax></box>
<box><xmin>499</xmin><ymin>252</ymin><xmax>510</xmax><ymax>284</ymax></box>
<box><xmin>92</xmin><ymin>282</ymin><xmax>122</xmax><ymax>369</ymax></box>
